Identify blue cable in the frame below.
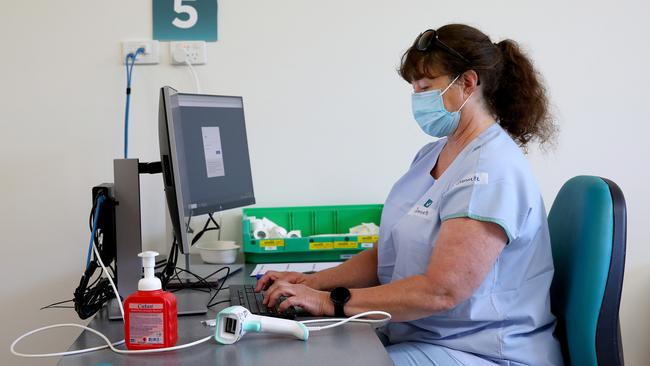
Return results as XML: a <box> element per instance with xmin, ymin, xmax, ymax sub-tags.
<box><xmin>86</xmin><ymin>195</ymin><xmax>106</xmax><ymax>269</ymax></box>
<box><xmin>123</xmin><ymin>47</ymin><xmax>145</xmax><ymax>159</ymax></box>
<box><xmin>123</xmin><ymin>54</ymin><xmax>133</xmax><ymax>159</ymax></box>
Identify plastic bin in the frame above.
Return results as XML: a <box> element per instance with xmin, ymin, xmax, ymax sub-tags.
<box><xmin>242</xmin><ymin>204</ymin><xmax>383</xmax><ymax>263</ymax></box>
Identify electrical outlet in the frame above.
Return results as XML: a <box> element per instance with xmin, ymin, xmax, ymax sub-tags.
<box><xmin>121</xmin><ymin>40</ymin><xmax>159</xmax><ymax>64</ymax></box>
<box><xmin>170</xmin><ymin>41</ymin><xmax>207</xmax><ymax>65</ymax></box>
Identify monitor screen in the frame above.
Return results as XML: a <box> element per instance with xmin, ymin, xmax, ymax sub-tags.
<box><xmin>159</xmin><ymin>86</ymin><xmax>255</xmax><ymax>253</ymax></box>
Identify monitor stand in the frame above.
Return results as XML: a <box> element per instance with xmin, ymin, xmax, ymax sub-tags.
<box><xmin>109</xmin><ymin>159</ymin><xmax>212</xmax><ymax>320</ymax></box>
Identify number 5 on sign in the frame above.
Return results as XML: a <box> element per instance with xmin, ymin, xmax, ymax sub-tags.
<box><xmin>172</xmin><ymin>0</ymin><xmax>198</xmax><ymax>29</ymax></box>
<box><xmin>153</xmin><ymin>0</ymin><xmax>218</xmax><ymax>41</ymax></box>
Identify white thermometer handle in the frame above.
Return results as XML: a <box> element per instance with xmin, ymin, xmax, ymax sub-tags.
<box><xmin>247</xmin><ymin>314</ymin><xmax>309</xmax><ymax>341</ymax></box>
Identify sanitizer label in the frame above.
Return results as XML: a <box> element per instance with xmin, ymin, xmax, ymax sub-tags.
<box><xmin>129</xmin><ymin>303</ymin><xmax>163</xmax><ymax>310</ymax></box>
<box><xmin>129</xmin><ymin>311</ymin><xmax>164</xmax><ymax>345</ymax></box>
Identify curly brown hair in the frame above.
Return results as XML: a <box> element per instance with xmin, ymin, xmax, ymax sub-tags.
<box><xmin>399</xmin><ymin>24</ymin><xmax>556</xmax><ymax>147</ymax></box>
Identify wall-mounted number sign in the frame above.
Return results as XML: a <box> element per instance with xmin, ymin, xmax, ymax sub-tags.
<box><xmin>153</xmin><ymin>0</ymin><xmax>218</xmax><ymax>41</ymax></box>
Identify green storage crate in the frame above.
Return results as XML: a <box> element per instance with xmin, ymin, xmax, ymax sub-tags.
<box><xmin>242</xmin><ymin>204</ymin><xmax>383</xmax><ymax>263</ymax></box>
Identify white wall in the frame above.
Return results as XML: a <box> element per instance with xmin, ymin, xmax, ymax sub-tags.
<box><xmin>1</xmin><ymin>1</ymin><xmax>648</xmax><ymax>364</ymax></box>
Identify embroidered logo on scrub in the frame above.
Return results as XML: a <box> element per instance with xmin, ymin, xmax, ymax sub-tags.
<box><xmin>454</xmin><ymin>172</ymin><xmax>489</xmax><ymax>188</ymax></box>
<box><xmin>408</xmin><ymin>198</ymin><xmax>435</xmax><ymax>220</ymax></box>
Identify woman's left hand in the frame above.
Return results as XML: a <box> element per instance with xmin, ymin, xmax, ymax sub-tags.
<box><xmin>262</xmin><ymin>281</ymin><xmax>334</xmax><ymax>316</ymax></box>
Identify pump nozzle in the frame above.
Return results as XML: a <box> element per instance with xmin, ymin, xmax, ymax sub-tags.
<box><xmin>138</xmin><ymin>251</ymin><xmax>162</xmax><ymax>291</ymax></box>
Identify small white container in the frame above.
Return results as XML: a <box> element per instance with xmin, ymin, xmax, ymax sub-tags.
<box><xmin>195</xmin><ymin>240</ymin><xmax>240</xmax><ymax>264</ymax></box>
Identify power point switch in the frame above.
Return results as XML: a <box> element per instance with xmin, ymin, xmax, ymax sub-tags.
<box><xmin>170</xmin><ymin>41</ymin><xmax>207</xmax><ymax>65</ymax></box>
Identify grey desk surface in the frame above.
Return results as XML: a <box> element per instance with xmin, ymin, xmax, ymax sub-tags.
<box><xmin>58</xmin><ymin>261</ymin><xmax>393</xmax><ymax>366</ymax></box>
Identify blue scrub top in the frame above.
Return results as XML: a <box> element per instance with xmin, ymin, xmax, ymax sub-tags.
<box><xmin>377</xmin><ymin>124</ymin><xmax>563</xmax><ymax>365</ymax></box>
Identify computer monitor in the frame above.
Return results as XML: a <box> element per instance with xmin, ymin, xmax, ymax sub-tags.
<box><xmin>159</xmin><ymin>86</ymin><xmax>255</xmax><ymax>254</ymax></box>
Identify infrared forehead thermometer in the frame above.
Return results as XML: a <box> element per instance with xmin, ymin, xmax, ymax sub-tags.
<box><xmin>214</xmin><ymin>306</ymin><xmax>309</xmax><ymax>344</ymax></box>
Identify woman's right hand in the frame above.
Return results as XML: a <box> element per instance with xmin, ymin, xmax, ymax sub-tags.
<box><xmin>254</xmin><ymin>271</ymin><xmax>317</xmax><ymax>292</ymax></box>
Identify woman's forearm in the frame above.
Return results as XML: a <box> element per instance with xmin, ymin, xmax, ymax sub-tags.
<box><xmin>343</xmin><ymin>274</ymin><xmax>456</xmax><ymax>322</ymax></box>
<box><xmin>309</xmin><ymin>247</ymin><xmax>379</xmax><ymax>290</ymax></box>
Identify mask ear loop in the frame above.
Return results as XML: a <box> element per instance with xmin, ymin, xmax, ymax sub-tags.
<box><xmin>441</xmin><ymin>73</ymin><xmax>474</xmax><ymax>112</ymax></box>
<box><xmin>440</xmin><ymin>74</ymin><xmax>462</xmax><ymax>95</ymax></box>
<box><xmin>457</xmin><ymin>91</ymin><xmax>474</xmax><ymax>112</ymax></box>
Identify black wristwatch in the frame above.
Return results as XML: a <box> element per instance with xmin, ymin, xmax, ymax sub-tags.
<box><xmin>330</xmin><ymin>287</ymin><xmax>351</xmax><ymax>317</ymax></box>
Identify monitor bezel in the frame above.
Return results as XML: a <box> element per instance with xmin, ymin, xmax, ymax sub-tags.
<box><xmin>159</xmin><ymin>86</ymin><xmax>256</xmax><ymax>254</ymax></box>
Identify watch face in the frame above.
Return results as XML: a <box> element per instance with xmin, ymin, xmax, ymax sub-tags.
<box><xmin>330</xmin><ymin>287</ymin><xmax>351</xmax><ymax>303</ymax></box>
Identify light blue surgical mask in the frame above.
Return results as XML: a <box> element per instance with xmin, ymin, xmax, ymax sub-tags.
<box><xmin>411</xmin><ymin>75</ymin><xmax>473</xmax><ymax>138</ymax></box>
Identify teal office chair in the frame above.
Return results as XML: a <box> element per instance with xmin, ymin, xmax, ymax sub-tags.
<box><xmin>548</xmin><ymin>176</ymin><xmax>626</xmax><ymax>365</ymax></box>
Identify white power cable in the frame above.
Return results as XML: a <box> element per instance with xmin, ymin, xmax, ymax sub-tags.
<box><xmin>10</xmin><ymin>324</ymin><xmax>211</xmax><ymax>357</ymax></box>
<box><xmin>10</xmin><ymin>207</ymin><xmax>213</xmax><ymax>358</ymax></box>
<box><xmin>171</xmin><ymin>47</ymin><xmax>201</xmax><ymax>94</ymax></box>
<box><xmin>184</xmin><ymin>58</ymin><xmax>201</xmax><ymax>94</ymax></box>
<box><xmin>92</xmin><ymin>240</ymin><xmax>124</xmax><ymax>319</ymax></box>
<box><xmin>300</xmin><ymin>311</ymin><xmax>391</xmax><ymax>331</ymax></box>
<box><xmin>11</xmin><ymin>325</ymin><xmax>124</xmax><ymax>358</ymax></box>
<box><xmin>10</xmin><ymin>323</ymin><xmax>124</xmax><ymax>357</ymax></box>
<box><xmin>200</xmin><ymin>310</ymin><xmax>392</xmax><ymax>330</ymax></box>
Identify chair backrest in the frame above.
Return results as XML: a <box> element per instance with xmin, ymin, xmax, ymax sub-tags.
<box><xmin>548</xmin><ymin>176</ymin><xmax>626</xmax><ymax>366</ymax></box>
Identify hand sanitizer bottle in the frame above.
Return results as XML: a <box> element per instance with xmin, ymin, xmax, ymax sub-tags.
<box><xmin>124</xmin><ymin>251</ymin><xmax>178</xmax><ymax>350</ymax></box>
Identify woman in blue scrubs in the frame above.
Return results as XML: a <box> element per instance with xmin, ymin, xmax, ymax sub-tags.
<box><xmin>257</xmin><ymin>24</ymin><xmax>563</xmax><ymax>365</ymax></box>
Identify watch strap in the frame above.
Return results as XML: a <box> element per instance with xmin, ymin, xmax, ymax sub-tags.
<box><xmin>334</xmin><ymin>302</ymin><xmax>346</xmax><ymax>317</ymax></box>
<box><xmin>330</xmin><ymin>287</ymin><xmax>351</xmax><ymax>317</ymax></box>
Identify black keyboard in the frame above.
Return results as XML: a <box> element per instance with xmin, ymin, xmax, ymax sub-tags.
<box><xmin>229</xmin><ymin>284</ymin><xmax>298</xmax><ymax>319</ymax></box>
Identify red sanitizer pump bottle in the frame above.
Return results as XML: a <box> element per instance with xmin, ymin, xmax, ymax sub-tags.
<box><xmin>124</xmin><ymin>251</ymin><xmax>177</xmax><ymax>350</ymax></box>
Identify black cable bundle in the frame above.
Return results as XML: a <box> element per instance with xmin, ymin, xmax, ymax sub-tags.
<box><xmin>158</xmin><ymin>238</ymin><xmax>179</xmax><ymax>289</ymax></box>
<box><xmin>73</xmin><ymin>263</ymin><xmax>116</xmax><ymax>319</ymax></box>
<box><xmin>191</xmin><ymin>213</ymin><xmax>220</xmax><ymax>245</ymax></box>
<box><xmin>158</xmin><ymin>214</ymin><xmax>231</xmax><ymax>308</ymax></box>
<box><xmin>70</xmin><ymin>194</ymin><xmax>231</xmax><ymax>318</ymax></box>
<box><xmin>73</xmin><ymin>193</ymin><xmax>117</xmax><ymax>320</ymax></box>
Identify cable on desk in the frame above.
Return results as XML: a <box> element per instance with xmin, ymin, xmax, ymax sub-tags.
<box><xmin>300</xmin><ymin>311</ymin><xmax>392</xmax><ymax>331</ymax></box>
<box><xmin>164</xmin><ymin>265</ymin><xmax>232</xmax><ymax>308</ymax></box>
<box><xmin>13</xmin><ymin>263</ymin><xmax>232</xmax><ymax>357</ymax></box>
<box><xmin>207</xmin><ymin>299</ymin><xmax>229</xmax><ymax>308</ymax></box>
<box><xmin>11</xmin><ymin>190</ymin><xmax>132</xmax><ymax>357</ymax></box>
<box><xmin>10</xmin><ymin>323</ymin><xmax>211</xmax><ymax>357</ymax></box>
<box><xmin>11</xmin><ymin>228</ymin><xmax>218</xmax><ymax>357</ymax></box>
<box><xmin>206</xmin><ymin>266</ymin><xmax>231</xmax><ymax>308</ymax></box>
<box><xmin>40</xmin><ymin>299</ymin><xmax>74</xmax><ymax>310</ymax></box>
<box><xmin>170</xmin><ymin>267</ymin><xmax>214</xmax><ymax>292</ymax></box>
<box><xmin>12</xmin><ymin>183</ymin><xmax>236</xmax><ymax>358</ymax></box>
<box><xmin>155</xmin><ymin>226</ymin><xmax>233</xmax><ymax>309</ymax></box>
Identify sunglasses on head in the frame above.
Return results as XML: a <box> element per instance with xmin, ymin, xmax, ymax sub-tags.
<box><xmin>414</xmin><ymin>29</ymin><xmax>480</xmax><ymax>85</ymax></box>
<box><xmin>415</xmin><ymin>29</ymin><xmax>470</xmax><ymax>65</ymax></box>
